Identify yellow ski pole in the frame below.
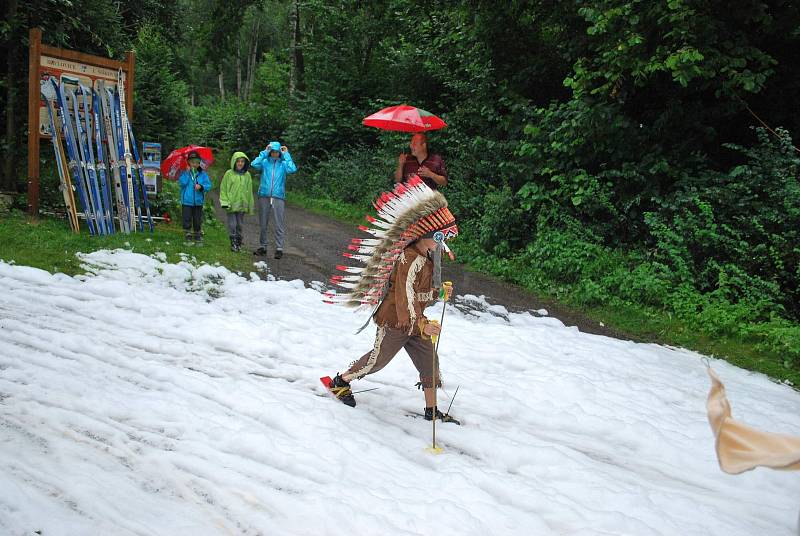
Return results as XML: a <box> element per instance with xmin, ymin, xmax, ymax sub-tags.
<box><xmin>426</xmin><ymin>282</ymin><xmax>452</xmax><ymax>454</ymax></box>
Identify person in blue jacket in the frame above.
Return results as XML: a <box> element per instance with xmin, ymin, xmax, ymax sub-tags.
<box><xmin>250</xmin><ymin>141</ymin><xmax>297</xmax><ymax>259</ymax></box>
<box><xmin>178</xmin><ymin>151</ymin><xmax>213</xmax><ymax>243</ymax></box>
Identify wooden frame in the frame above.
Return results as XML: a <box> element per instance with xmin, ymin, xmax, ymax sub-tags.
<box><xmin>27</xmin><ymin>27</ymin><xmax>135</xmax><ymax>216</ymax></box>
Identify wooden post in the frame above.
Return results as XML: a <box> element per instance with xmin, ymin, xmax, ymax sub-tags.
<box><xmin>27</xmin><ymin>28</ymin><xmax>42</xmax><ymax>216</ymax></box>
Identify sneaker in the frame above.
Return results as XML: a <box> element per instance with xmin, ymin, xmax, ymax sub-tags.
<box><xmin>253</xmin><ymin>247</ymin><xmax>267</xmax><ymax>256</ymax></box>
<box><xmin>274</xmin><ymin>249</ymin><xmax>283</xmax><ymax>259</ymax></box>
<box><xmin>194</xmin><ymin>232</ymin><xmax>203</xmax><ymax>245</ymax></box>
<box><xmin>330</xmin><ymin>374</ymin><xmax>356</xmax><ymax>407</ymax></box>
<box><xmin>184</xmin><ymin>231</ymin><xmax>193</xmax><ymax>242</ymax></box>
<box><xmin>424</xmin><ymin>406</ymin><xmax>461</xmax><ymax>425</ymax></box>
<box><xmin>230</xmin><ymin>237</ymin><xmax>237</xmax><ymax>252</ymax></box>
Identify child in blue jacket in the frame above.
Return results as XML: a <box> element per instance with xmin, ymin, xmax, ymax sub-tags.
<box><xmin>178</xmin><ymin>151</ymin><xmax>213</xmax><ymax>243</ymax></box>
<box><xmin>250</xmin><ymin>141</ymin><xmax>297</xmax><ymax>258</ymax></box>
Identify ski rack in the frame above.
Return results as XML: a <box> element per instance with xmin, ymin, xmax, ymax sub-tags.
<box><xmin>38</xmin><ymin>76</ymin><xmax>154</xmax><ymax>235</ymax></box>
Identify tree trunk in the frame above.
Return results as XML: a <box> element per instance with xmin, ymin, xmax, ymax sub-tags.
<box><xmin>2</xmin><ymin>0</ymin><xmax>19</xmax><ymax>192</ymax></box>
<box><xmin>218</xmin><ymin>68</ymin><xmax>225</xmax><ymax>100</ymax></box>
<box><xmin>289</xmin><ymin>0</ymin><xmax>305</xmax><ymax>96</ymax></box>
<box><xmin>245</xmin><ymin>19</ymin><xmax>259</xmax><ymax>101</ymax></box>
<box><xmin>236</xmin><ymin>41</ymin><xmax>242</xmax><ymax>99</ymax></box>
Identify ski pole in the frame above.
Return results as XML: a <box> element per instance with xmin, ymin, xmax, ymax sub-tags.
<box><xmin>429</xmin><ymin>319</ymin><xmax>441</xmax><ymax>453</ymax></box>
<box><xmin>435</xmin><ymin>281</ymin><xmax>453</xmax><ymax>354</ymax></box>
<box><xmin>445</xmin><ymin>385</ymin><xmax>459</xmax><ymax>416</ymax></box>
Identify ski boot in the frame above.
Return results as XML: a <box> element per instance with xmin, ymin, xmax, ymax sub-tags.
<box><xmin>329</xmin><ymin>374</ymin><xmax>356</xmax><ymax>407</ymax></box>
<box><xmin>254</xmin><ymin>246</ymin><xmax>267</xmax><ymax>256</ymax></box>
<box><xmin>424</xmin><ymin>406</ymin><xmax>461</xmax><ymax>425</ymax></box>
<box><xmin>274</xmin><ymin>249</ymin><xmax>283</xmax><ymax>259</ymax></box>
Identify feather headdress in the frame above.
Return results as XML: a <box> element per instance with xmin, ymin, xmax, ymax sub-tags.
<box><xmin>324</xmin><ymin>175</ymin><xmax>458</xmax><ymax>308</ymax></box>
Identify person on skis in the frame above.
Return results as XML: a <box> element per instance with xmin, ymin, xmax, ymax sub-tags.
<box><xmin>324</xmin><ymin>175</ymin><xmax>460</xmax><ymax>423</ymax></box>
<box><xmin>219</xmin><ymin>151</ymin><xmax>255</xmax><ymax>252</ymax></box>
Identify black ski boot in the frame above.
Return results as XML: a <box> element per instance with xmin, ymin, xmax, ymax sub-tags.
<box><xmin>330</xmin><ymin>374</ymin><xmax>356</xmax><ymax>407</ymax></box>
<box><xmin>274</xmin><ymin>249</ymin><xmax>283</xmax><ymax>259</ymax></box>
<box><xmin>424</xmin><ymin>406</ymin><xmax>461</xmax><ymax>425</ymax></box>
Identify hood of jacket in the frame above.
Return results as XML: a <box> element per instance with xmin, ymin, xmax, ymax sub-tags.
<box><xmin>230</xmin><ymin>151</ymin><xmax>251</xmax><ymax>173</ymax></box>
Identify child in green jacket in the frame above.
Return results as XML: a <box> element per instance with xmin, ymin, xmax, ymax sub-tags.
<box><xmin>220</xmin><ymin>151</ymin><xmax>255</xmax><ymax>251</ymax></box>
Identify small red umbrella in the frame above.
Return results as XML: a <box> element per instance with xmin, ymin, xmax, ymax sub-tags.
<box><xmin>160</xmin><ymin>145</ymin><xmax>214</xmax><ymax>180</ymax></box>
<box><xmin>362</xmin><ymin>105</ymin><xmax>447</xmax><ymax>132</ymax></box>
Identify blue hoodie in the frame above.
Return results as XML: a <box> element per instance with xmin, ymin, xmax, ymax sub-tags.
<box><xmin>178</xmin><ymin>168</ymin><xmax>213</xmax><ymax>206</ymax></box>
<box><xmin>250</xmin><ymin>141</ymin><xmax>297</xmax><ymax>199</ymax></box>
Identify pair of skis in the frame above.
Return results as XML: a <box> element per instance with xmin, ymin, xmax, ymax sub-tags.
<box><xmin>39</xmin><ymin>70</ymin><xmax>153</xmax><ymax>234</ymax></box>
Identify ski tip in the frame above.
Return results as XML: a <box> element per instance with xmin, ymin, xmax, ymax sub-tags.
<box><xmin>320</xmin><ymin>376</ymin><xmax>333</xmax><ymax>388</ymax></box>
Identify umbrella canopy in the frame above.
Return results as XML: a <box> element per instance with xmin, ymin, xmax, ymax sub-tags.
<box><xmin>362</xmin><ymin>105</ymin><xmax>447</xmax><ymax>132</ymax></box>
<box><xmin>160</xmin><ymin>145</ymin><xmax>214</xmax><ymax>180</ymax></box>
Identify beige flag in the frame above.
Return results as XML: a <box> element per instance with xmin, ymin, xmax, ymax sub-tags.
<box><xmin>707</xmin><ymin>367</ymin><xmax>800</xmax><ymax>474</ymax></box>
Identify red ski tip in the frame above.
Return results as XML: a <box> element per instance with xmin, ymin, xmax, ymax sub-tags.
<box><xmin>358</xmin><ymin>225</ymin><xmax>370</xmax><ymax>231</ymax></box>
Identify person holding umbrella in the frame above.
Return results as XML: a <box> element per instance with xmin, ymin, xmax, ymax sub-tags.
<box><xmin>394</xmin><ymin>132</ymin><xmax>448</xmax><ymax>190</ymax></box>
<box><xmin>178</xmin><ymin>151</ymin><xmax>213</xmax><ymax>243</ymax></box>
<box><xmin>250</xmin><ymin>141</ymin><xmax>297</xmax><ymax>259</ymax></box>
<box><xmin>361</xmin><ymin>104</ymin><xmax>449</xmax><ymax>190</ymax></box>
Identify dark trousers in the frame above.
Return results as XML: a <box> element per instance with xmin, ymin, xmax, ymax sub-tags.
<box><xmin>182</xmin><ymin>205</ymin><xmax>203</xmax><ymax>233</ymax></box>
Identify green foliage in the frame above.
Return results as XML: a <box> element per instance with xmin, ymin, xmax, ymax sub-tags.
<box><xmin>184</xmin><ymin>100</ymin><xmax>283</xmax><ymax>156</ymax></box>
<box><xmin>133</xmin><ymin>25</ymin><xmax>190</xmax><ymax>152</ymax></box>
<box><xmin>251</xmin><ymin>53</ymin><xmax>290</xmax><ymax>122</ymax></box>
<box><xmin>292</xmin><ymin>145</ymin><xmax>393</xmax><ymax>204</ymax></box>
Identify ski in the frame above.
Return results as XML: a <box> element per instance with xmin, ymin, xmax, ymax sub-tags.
<box><xmin>97</xmin><ymin>80</ymin><xmax>130</xmax><ymax>233</ymax></box>
<box><xmin>40</xmin><ymin>80</ymin><xmax>79</xmax><ymax>232</ymax></box>
<box><xmin>126</xmin><ymin>120</ymin><xmax>154</xmax><ymax>232</ymax></box>
<box><xmin>54</xmin><ymin>79</ymin><xmax>96</xmax><ymax>235</ymax></box>
<box><xmin>107</xmin><ymin>85</ymin><xmax>133</xmax><ymax>232</ymax></box>
<box><xmin>65</xmin><ymin>78</ymin><xmax>106</xmax><ymax>235</ymax></box>
<box><xmin>78</xmin><ymin>84</ymin><xmax>110</xmax><ymax>234</ymax></box>
<box><xmin>88</xmin><ymin>86</ymin><xmax>115</xmax><ymax>234</ymax></box>
<box><xmin>405</xmin><ymin>412</ymin><xmax>461</xmax><ymax>425</ymax></box>
<box><xmin>116</xmin><ymin>69</ymin><xmax>140</xmax><ymax>231</ymax></box>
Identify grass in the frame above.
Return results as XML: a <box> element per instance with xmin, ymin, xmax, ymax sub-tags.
<box><xmin>0</xmin><ymin>210</ymin><xmax>259</xmax><ymax>277</ymax></box>
<box><xmin>285</xmin><ymin>189</ymin><xmax>800</xmax><ymax>387</ymax></box>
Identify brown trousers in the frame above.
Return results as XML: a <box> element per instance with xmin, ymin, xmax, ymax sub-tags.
<box><xmin>342</xmin><ymin>326</ymin><xmax>441</xmax><ymax>388</ymax></box>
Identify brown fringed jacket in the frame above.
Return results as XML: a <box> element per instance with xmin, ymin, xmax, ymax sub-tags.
<box><xmin>373</xmin><ymin>242</ymin><xmax>435</xmax><ymax>336</ymax></box>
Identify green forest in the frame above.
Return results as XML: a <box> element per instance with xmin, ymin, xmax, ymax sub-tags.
<box><xmin>2</xmin><ymin>1</ymin><xmax>799</xmax><ymax>379</ymax></box>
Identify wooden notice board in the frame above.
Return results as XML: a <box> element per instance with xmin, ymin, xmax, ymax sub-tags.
<box><xmin>27</xmin><ymin>27</ymin><xmax>135</xmax><ymax>216</ymax></box>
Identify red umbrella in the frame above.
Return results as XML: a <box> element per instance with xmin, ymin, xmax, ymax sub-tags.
<box><xmin>362</xmin><ymin>105</ymin><xmax>447</xmax><ymax>132</ymax></box>
<box><xmin>160</xmin><ymin>145</ymin><xmax>214</xmax><ymax>180</ymax></box>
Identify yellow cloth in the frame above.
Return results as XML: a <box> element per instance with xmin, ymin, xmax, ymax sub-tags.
<box><xmin>707</xmin><ymin>367</ymin><xmax>800</xmax><ymax>474</ymax></box>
